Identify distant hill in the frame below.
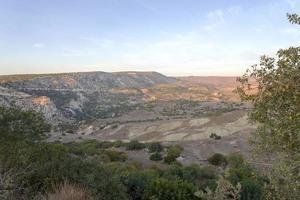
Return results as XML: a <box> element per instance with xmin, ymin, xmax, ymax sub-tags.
<box><xmin>0</xmin><ymin>71</ymin><xmax>177</xmax><ymax>127</ymax></box>
<box><xmin>0</xmin><ymin>71</ymin><xmax>176</xmax><ymax>90</ymax></box>
<box><xmin>0</xmin><ymin>71</ymin><xmax>240</xmax><ymax>129</ymax></box>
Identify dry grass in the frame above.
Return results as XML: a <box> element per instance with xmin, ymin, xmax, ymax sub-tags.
<box><xmin>42</xmin><ymin>181</ymin><xmax>94</xmax><ymax>200</ymax></box>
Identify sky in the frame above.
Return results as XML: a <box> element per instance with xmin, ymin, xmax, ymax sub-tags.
<box><xmin>0</xmin><ymin>0</ymin><xmax>299</xmax><ymax>76</ymax></box>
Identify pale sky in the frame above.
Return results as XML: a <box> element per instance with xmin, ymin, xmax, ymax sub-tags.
<box><xmin>0</xmin><ymin>0</ymin><xmax>299</xmax><ymax>76</ymax></box>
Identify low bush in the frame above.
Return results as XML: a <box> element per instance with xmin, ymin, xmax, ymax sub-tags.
<box><xmin>227</xmin><ymin>153</ymin><xmax>245</xmax><ymax>168</ymax></box>
<box><xmin>126</xmin><ymin>140</ymin><xmax>146</xmax><ymax>150</ymax></box>
<box><xmin>164</xmin><ymin>145</ymin><xmax>183</xmax><ymax>164</ymax></box>
<box><xmin>104</xmin><ymin>150</ymin><xmax>128</xmax><ymax>162</ymax></box>
<box><xmin>240</xmin><ymin>179</ymin><xmax>263</xmax><ymax>200</ymax></box>
<box><xmin>149</xmin><ymin>153</ymin><xmax>163</xmax><ymax>161</ymax></box>
<box><xmin>148</xmin><ymin>142</ymin><xmax>163</xmax><ymax>153</ymax></box>
<box><xmin>208</xmin><ymin>153</ymin><xmax>227</xmax><ymax>166</ymax></box>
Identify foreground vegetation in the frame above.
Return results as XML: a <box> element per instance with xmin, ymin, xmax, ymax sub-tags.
<box><xmin>237</xmin><ymin>13</ymin><xmax>300</xmax><ymax>200</ymax></box>
<box><xmin>0</xmin><ymin>106</ymin><xmax>265</xmax><ymax>200</ymax></box>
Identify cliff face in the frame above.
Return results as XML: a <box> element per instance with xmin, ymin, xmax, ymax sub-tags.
<box><xmin>0</xmin><ymin>71</ymin><xmax>177</xmax><ymax>126</ymax></box>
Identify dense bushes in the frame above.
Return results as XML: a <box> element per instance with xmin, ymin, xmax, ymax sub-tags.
<box><xmin>126</xmin><ymin>140</ymin><xmax>146</xmax><ymax>150</ymax></box>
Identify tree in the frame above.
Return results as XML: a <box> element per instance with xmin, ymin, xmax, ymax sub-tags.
<box><xmin>287</xmin><ymin>13</ymin><xmax>300</xmax><ymax>25</ymax></box>
<box><xmin>237</xmin><ymin>13</ymin><xmax>300</xmax><ymax>199</ymax></box>
<box><xmin>0</xmin><ymin>106</ymin><xmax>50</xmax><ymax>141</ymax></box>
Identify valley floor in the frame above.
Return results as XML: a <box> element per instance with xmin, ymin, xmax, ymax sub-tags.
<box><xmin>48</xmin><ymin>109</ymin><xmax>256</xmax><ymax>165</ymax></box>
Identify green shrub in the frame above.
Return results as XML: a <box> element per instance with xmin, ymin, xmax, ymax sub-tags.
<box><xmin>123</xmin><ymin>169</ymin><xmax>159</xmax><ymax>200</ymax></box>
<box><xmin>208</xmin><ymin>153</ymin><xmax>227</xmax><ymax>166</ymax></box>
<box><xmin>0</xmin><ymin>106</ymin><xmax>50</xmax><ymax>141</ymax></box>
<box><xmin>200</xmin><ymin>166</ymin><xmax>218</xmax><ymax>180</ymax></box>
<box><xmin>104</xmin><ymin>150</ymin><xmax>128</xmax><ymax>162</ymax></box>
<box><xmin>113</xmin><ymin>140</ymin><xmax>125</xmax><ymax>148</ymax></box>
<box><xmin>148</xmin><ymin>142</ymin><xmax>163</xmax><ymax>153</ymax></box>
<box><xmin>227</xmin><ymin>153</ymin><xmax>245</xmax><ymax>168</ymax></box>
<box><xmin>182</xmin><ymin>164</ymin><xmax>203</xmax><ymax>183</ymax></box>
<box><xmin>149</xmin><ymin>153</ymin><xmax>163</xmax><ymax>161</ymax></box>
<box><xmin>126</xmin><ymin>140</ymin><xmax>146</xmax><ymax>150</ymax></box>
<box><xmin>227</xmin><ymin>166</ymin><xmax>254</xmax><ymax>185</ymax></box>
<box><xmin>164</xmin><ymin>145</ymin><xmax>183</xmax><ymax>164</ymax></box>
<box><xmin>144</xmin><ymin>178</ymin><xmax>198</xmax><ymax>200</ymax></box>
<box><xmin>240</xmin><ymin>179</ymin><xmax>263</xmax><ymax>200</ymax></box>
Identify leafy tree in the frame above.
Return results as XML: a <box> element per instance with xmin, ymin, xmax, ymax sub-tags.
<box><xmin>0</xmin><ymin>106</ymin><xmax>50</xmax><ymax>141</ymax></box>
<box><xmin>237</xmin><ymin>13</ymin><xmax>300</xmax><ymax>199</ymax></box>
<box><xmin>287</xmin><ymin>13</ymin><xmax>300</xmax><ymax>24</ymax></box>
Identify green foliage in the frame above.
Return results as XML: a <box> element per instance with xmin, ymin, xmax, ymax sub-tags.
<box><xmin>0</xmin><ymin>106</ymin><xmax>50</xmax><ymax>141</ymax></box>
<box><xmin>113</xmin><ymin>140</ymin><xmax>125</xmax><ymax>148</ymax></box>
<box><xmin>227</xmin><ymin>153</ymin><xmax>245</xmax><ymax>168</ymax></box>
<box><xmin>287</xmin><ymin>13</ymin><xmax>300</xmax><ymax>25</ymax></box>
<box><xmin>237</xmin><ymin>14</ymin><xmax>300</xmax><ymax>199</ymax></box>
<box><xmin>0</xmin><ymin>107</ymin><xmax>266</xmax><ymax>199</ymax></box>
<box><xmin>237</xmin><ymin>46</ymin><xmax>300</xmax><ymax>155</ymax></box>
<box><xmin>196</xmin><ymin>176</ymin><xmax>241</xmax><ymax>200</ymax></box>
<box><xmin>149</xmin><ymin>153</ymin><xmax>163</xmax><ymax>161</ymax></box>
<box><xmin>123</xmin><ymin>169</ymin><xmax>159</xmax><ymax>200</ymax></box>
<box><xmin>144</xmin><ymin>178</ymin><xmax>198</xmax><ymax>200</ymax></box>
<box><xmin>126</xmin><ymin>140</ymin><xmax>146</xmax><ymax>150</ymax></box>
<box><xmin>208</xmin><ymin>153</ymin><xmax>227</xmax><ymax>166</ymax></box>
<box><xmin>148</xmin><ymin>142</ymin><xmax>163</xmax><ymax>153</ymax></box>
<box><xmin>240</xmin><ymin>179</ymin><xmax>262</xmax><ymax>200</ymax></box>
<box><xmin>104</xmin><ymin>150</ymin><xmax>127</xmax><ymax>162</ymax></box>
<box><xmin>164</xmin><ymin>145</ymin><xmax>183</xmax><ymax>164</ymax></box>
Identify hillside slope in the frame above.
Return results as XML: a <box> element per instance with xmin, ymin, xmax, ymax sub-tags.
<box><xmin>0</xmin><ymin>71</ymin><xmax>176</xmax><ymax>127</ymax></box>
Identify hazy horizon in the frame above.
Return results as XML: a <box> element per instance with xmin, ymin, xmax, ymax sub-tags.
<box><xmin>1</xmin><ymin>0</ymin><xmax>300</xmax><ymax>76</ymax></box>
